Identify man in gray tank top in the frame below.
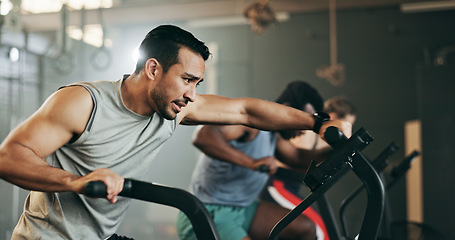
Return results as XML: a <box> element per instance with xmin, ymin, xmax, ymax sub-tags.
<box><xmin>177</xmin><ymin>81</ymin><xmax>331</xmax><ymax>240</ymax></box>
<box><xmin>0</xmin><ymin>25</ymin><xmax>351</xmax><ymax>239</ymax></box>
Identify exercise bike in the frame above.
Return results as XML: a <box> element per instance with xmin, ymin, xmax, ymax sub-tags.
<box><xmin>339</xmin><ymin>149</ymin><xmax>448</xmax><ymax>240</ymax></box>
<box><xmin>262</xmin><ymin>141</ymin><xmax>401</xmax><ymax>240</ymax></box>
<box><xmin>268</xmin><ymin>126</ymin><xmax>385</xmax><ymax>240</ymax></box>
<box><xmin>84</xmin><ymin>126</ymin><xmax>383</xmax><ymax>240</ymax></box>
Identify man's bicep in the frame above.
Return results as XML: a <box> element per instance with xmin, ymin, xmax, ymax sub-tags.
<box><xmin>7</xmin><ymin>115</ymin><xmax>73</xmax><ymax>158</ymax></box>
<box><xmin>7</xmin><ymin>86</ymin><xmax>93</xmax><ymax>158</ymax></box>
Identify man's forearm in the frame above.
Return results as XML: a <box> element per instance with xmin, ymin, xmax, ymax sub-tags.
<box><xmin>244</xmin><ymin>99</ymin><xmax>315</xmax><ymax>131</ymax></box>
<box><xmin>0</xmin><ymin>142</ymin><xmax>80</xmax><ymax>193</ymax></box>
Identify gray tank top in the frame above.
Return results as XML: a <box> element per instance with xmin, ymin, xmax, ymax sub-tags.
<box><xmin>190</xmin><ymin>130</ymin><xmax>277</xmax><ymax>207</ymax></box>
<box><xmin>12</xmin><ymin>77</ymin><xmax>177</xmax><ymax>239</ymax></box>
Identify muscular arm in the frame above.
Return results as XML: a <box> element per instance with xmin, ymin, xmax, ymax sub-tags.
<box><xmin>180</xmin><ymin>94</ymin><xmax>351</xmax><ymax>140</ymax></box>
<box><xmin>192</xmin><ymin>125</ymin><xmax>277</xmax><ymax>172</ymax></box>
<box><xmin>274</xmin><ymin>134</ymin><xmax>331</xmax><ymax>171</ymax></box>
<box><xmin>0</xmin><ymin>86</ymin><xmax>123</xmax><ymax>203</ymax></box>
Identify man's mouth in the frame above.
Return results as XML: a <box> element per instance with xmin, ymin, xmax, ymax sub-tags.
<box><xmin>172</xmin><ymin>100</ymin><xmax>187</xmax><ymax>112</ymax></box>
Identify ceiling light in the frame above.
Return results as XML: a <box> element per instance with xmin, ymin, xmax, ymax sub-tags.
<box><xmin>0</xmin><ymin>1</ymin><xmax>13</xmax><ymax>15</ymax></box>
<box><xmin>20</xmin><ymin>0</ymin><xmax>113</xmax><ymax>14</ymax></box>
<box><xmin>66</xmin><ymin>0</ymin><xmax>113</xmax><ymax>10</ymax></box>
<box><xmin>21</xmin><ymin>0</ymin><xmax>62</xmax><ymax>13</ymax></box>
<box><xmin>66</xmin><ymin>24</ymin><xmax>105</xmax><ymax>48</ymax></box>
<box><xmin>401</xmin><ymin>0</ymin><xmax>455</xmax><ymax>13</ymax></box>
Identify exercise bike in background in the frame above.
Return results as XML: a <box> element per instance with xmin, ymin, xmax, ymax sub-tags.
<box><xmin>339</xmin><ymin>149</ymin><xmax>448</xmax><ymax>240</ymax></box>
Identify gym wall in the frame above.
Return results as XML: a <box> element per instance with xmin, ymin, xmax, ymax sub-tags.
<box><xmin>0</xmin><ymin>5</ymin><xmax>454</xmax><ymax>239</ymax></box>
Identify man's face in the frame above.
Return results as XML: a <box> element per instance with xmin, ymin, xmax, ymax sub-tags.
<box><xmin>150</xmin><ymin>47</ymin><xmax>205</xmax><ymax>120</ymax></box>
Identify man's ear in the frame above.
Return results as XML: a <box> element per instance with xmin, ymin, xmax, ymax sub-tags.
<box><xmin>144</xmin><ymin>58</ymin><xmax>159</xmax><ymax>80</ymax></box>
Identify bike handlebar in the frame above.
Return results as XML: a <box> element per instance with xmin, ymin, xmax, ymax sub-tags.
<box><xmin>83</xmin><ymin>179</ymin><xmax>220</xmax><ymax>240</ymax></box>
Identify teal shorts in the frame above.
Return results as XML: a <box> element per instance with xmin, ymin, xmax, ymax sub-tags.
<box><xmin>176</xmin><ymin>201</ymin><xmax>259</xmax><ymax>240</ymax></box>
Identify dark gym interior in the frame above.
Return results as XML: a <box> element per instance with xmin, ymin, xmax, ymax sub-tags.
<box><xmin>0</xmin><ymin>0</ymin><xmax>454</xmax><ymax>239</ymax></box>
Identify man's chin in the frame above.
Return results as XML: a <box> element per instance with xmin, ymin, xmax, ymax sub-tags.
<box><xmin>157</xmin><ymin>110</ymin><xmax>178</xmax><ymax>120</ymax></box>
<box><xmin>164</xmin><ymin>114</ymin><xmax>178</xmax><ymax>121</ymax></box>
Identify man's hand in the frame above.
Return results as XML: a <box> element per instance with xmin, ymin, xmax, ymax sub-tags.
<box><xmin>252</xmin><ymin>156</ymin><xmax>279</xmax><ymax>175</ymax></box>
<box><xmin>73</xmin><ymin>168</ymin><xmax>124</xmax><ymax>203</ymax></box>
<box><xmin>319</xmin><ymin>120</ymin><xmax>352</xmax><ymax>142</ymax></box>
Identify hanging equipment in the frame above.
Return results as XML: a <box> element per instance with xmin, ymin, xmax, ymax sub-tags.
<box><xmin>53</xmin><ymin>3</ymin><xmax>76</xmax><ymax>75</ymax></box>
<box><xmin>90</xmin><ymin>6</ymin><xmax>112</xmax><ymax>71</ymax></box>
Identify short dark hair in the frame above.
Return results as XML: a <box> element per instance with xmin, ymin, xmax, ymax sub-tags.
<box><xmin>324</xmin><ymin>96</ymin><xmax>356</xmax><ymax>119</ymax></box>
<box><xmin>275</xmin><ymin>81</ymin><xmax>324</xmax><ymax>112</ymax></box>
<box><xmin>134</xmin><ymin>25</ymin><xmax>211</xmax><ymax>74</ymax></box>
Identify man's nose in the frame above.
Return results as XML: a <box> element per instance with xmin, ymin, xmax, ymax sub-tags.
<box><xmin>184</xmin><ymin>86</ymin><xmax>196</xmax><ymax>102</ymax></box>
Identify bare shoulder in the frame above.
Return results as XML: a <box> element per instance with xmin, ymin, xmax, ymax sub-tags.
<box><xmin>37</xmin><ymin>85</ymin><xmax>94</xmax><ymax>136</ymax></box>
<box><xmin>1</xmin><ymin>86</ymin><xmax>94</xmax><ymax>158</ymax></box>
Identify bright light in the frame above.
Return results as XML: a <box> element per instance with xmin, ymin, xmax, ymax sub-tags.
<box><xmin>21</xmin><ymin>0</ymin><xmax>113</xmax><ymax>14</ymax></box>
<box><xmin>66</xmin><ymin>26</ymin><xmax>84</xmax><ymax>41</ymax></box>
<box><xmin>66</xmin><ymin>24</ymin><xmax>107</xmax><ymax>48</ymax></box>
<box><xmin>9</xmin><ymin>47</ymin><xmax>20</xmax><ymax>62</ymax></box>
<box><xmin>401</xmin><ymin>1</ymin><xmax>455</xmax><ymax>13</ymax></box>
<box><xmin>67</xmin><ymin>0</ymin><xmax>113</xmax><ymax>10</ymax></box>
<box><xmin>132</xmin><ymin>47</ymin><xmax>140</xmax><ymax>63</ymax></box>
<box><xmin>0</xmin><ymin>1</ymin><xmax>13</xmax><ymax>15</ymax></box>
<box><xmin>82</xmin><ymin>24</ymin><xmax>104</xmax><ymax>47</ymax></box>
<box><xmin>22</xmin><ymin>0</ymin><xmax>62</xmax><ymax>13</ymax></box>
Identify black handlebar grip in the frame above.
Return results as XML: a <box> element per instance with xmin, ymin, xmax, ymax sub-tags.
<box><xmin>83</xmin><ymin>179</ymin><xmax>133</xmax><ymax>197</ymax></box>
<box><xmin>257</xmin><ymin>164</ymin><xmax>270</xmax><ymax>173</ymax></box>
<box><xmin>391</xmin><ymin>150</ymin><xmax>420</xmax><ymax>179</ymax></box>
<box><xmin>84</xmin><ymin>180</ymin><xmax>107</xmax><ymax>197</ymax></box>
<box><xmin>324</xmin><ymin>126</ymin><xmax>348</xmax><ymax>149</ymax></box>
